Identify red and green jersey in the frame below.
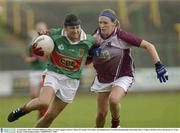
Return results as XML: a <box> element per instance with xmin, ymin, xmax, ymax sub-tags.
<box><xmin>47</xmin><ymin>28</ymin><xmax>95</xmax><ymax>80</ymax></box>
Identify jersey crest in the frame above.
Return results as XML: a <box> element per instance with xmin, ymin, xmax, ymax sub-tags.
<box><xmin>58</xmin><ymin>44</ymin><xmax>64</xmax><ymax>50</ymax></box>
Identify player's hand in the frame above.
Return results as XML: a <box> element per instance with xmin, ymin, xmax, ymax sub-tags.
<box><xmin>155</xmin><ymin>62</ymin><xmax>168</xmax><ymax>83</ymax></box>
<box><xmin>37</xmin><ymin>30</ymin><xmax>49</xmax><ymax>35</ymax></box>
<box><xmin>85</xmin><ymin>55</ymin><xmax>93</xmax><ymax>65</ymax></box>
<box><xmin>89</xmin><ymin>45</ymin><xmax>101</xmax><ymax>57</ymax></box>
<box><xmin>30</xmin><ymin>43</ymin><xmax>44</xmax><ymax>56</ymax></box>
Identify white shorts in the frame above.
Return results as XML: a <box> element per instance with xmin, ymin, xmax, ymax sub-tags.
<box><xmin>43</xmin><ymin>71</ymin><xmax>80</xmax><ymax>103</ymax></box>
<box><xmin>91</xmin><ymin>76</ymin><xmax>134</xmax><ymax>92</ymax></box>
<box><xmin>29</xmin><ymin>71</ymin><xmax>44</xmax><ymax>87</ymax></box>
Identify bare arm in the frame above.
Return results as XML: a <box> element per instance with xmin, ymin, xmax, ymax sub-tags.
<box><xmin>139</xmin><ymin>40</ymin><xmax>168</xmax><ymax>83</ymax></box>
<box><xmin>139</xmin><ymin>40</ymin><xmax>160</xmax><ymax>64</ymax></box>
<box><xmin>22</xmin><ymin>54</ymin><xmax>38</xmax><ymax>63</ymax></box>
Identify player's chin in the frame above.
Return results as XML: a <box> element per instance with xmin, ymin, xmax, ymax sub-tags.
<box><xmin>100</xmin><ymin>31</ymin><xmax>108</xmax><ymax>36</ymax></box>
<box><xmin>72</xmin><ymin>35</ymin><xmax>80</xmax><ymax>40</ymax></box>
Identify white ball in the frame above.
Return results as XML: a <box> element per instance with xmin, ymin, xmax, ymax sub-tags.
<box><xmin>33</xmin><ymin>35</ymin><xmax>54</xmax><ymax>55</ymax></box>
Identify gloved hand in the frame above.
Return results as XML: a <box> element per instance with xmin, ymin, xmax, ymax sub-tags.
<box><xmin>155</xmin><ymin>62</ymin><xmax>168</xmax><ymax>83</ymax></box>
<box><xmin>30</xmin><ymin>43</ymin><xmax>44</xmax><ymax>56</ymax></box>
<box><xmin>89</xmin><ymin>45</ymin><xmax>101</xmax><ymax>57</ymax></box>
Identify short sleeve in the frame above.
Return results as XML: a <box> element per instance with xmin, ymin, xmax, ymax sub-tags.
<box><xmin>117</xmin><ymin>28</ymin><xmax>142</xmax><ymax>47</ymax></box>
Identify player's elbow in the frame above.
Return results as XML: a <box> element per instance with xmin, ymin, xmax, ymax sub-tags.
<box><xmin>140</xmin><ymin>40</ymin><xmax>155</xmax><ymax>50</ymax></box>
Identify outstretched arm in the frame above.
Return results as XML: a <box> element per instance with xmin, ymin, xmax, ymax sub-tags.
<box><xmin>139</xmin><ymin>40</ymin><xmax>160</xmax><ymax>64</ymax></box>
<box><xmin>140</xmin><ymin>40</ymin><xmax>168</xmax><ymax>83</ymax></box>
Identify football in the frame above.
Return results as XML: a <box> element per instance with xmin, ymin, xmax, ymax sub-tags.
<box><xmin>33</xmin><ymin>35</ymin><xmax>54</xmax><ymax>55</ymax></box>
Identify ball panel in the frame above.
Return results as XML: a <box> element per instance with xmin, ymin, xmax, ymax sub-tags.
<box><xmin>34</xmin><ymin>35</ymin><xmax>54</xmax><ymax>55</ymax></box>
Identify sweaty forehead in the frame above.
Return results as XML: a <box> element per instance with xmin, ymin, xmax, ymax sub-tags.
<box><xmin>99</xmin><ymin>16</ymin><xmax>112</xmax><ymax>23</ymax></box>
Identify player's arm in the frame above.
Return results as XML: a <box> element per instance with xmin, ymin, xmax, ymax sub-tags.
<box><xmin>21</xmin><ymin>45</ymin><xmax>39</xmax><ymax>63</ymax></box>
<box><xmin>85</xmin><ymin>35</ymin><xmax>102</xmax><ymax>65</ymax></box>
<box><xmin>22</xmin><ymin>54</ymin><xmax>38</xmax><ymax>63</ymax></box>
<box><xmin>139</xmin><ymin>40</ymin><xmax>160</xmax><ymax>64</ymax></box>
<box><xmin>140</xmin><ymin>40</ymin><xmax>168</xmax><ymax>83</ymax></box>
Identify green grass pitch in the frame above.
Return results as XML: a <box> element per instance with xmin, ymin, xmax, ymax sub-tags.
<box><xmin>0</xmin><ymin>91</ymin><xmax>180</xmax><ymax>128</ymax></box>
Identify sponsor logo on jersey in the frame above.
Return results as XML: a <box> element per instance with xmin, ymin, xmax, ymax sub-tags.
<box><xmin>60</xmin><ymin>57</ymin><xmax>76</xmax><ymax>67</ymax></box>
<box><xmin>51</xmin><ymin>51</ymin><xmax>82</xmax><ymax>71</ymax></box>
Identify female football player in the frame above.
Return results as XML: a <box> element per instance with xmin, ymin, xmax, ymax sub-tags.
<box><xmin>90</xmin><ymin>9</ymin><xmax>168</xmax><ymax>128</ymax></box>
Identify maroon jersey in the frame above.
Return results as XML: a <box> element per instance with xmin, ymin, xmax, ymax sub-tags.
<box><xmin>93</xmin><ymin>27</ymin><xmax>142</xmax><ymax>83</ymax></box>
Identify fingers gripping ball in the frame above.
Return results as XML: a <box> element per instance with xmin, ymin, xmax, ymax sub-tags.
<box><xmin>33</xmin><ymin>35</ymin><xmax>54</xmax><ymax>55</ymax></box>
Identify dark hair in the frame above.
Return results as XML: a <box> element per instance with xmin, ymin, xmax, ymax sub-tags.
<box><xmin>64</xmin><ymin>14</ymin><xmax>81</xmax><ymax>26</ymax></box>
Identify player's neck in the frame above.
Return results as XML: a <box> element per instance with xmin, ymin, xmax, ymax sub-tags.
<box><xmin>70</xmin><ymin>38</ymin><xmax>80</xmax><ymax>42</ymax></box>
<box><xmin>67</xmin><ymin>36</ymin><xmax>80</xmax><ymax>44</ymax></box>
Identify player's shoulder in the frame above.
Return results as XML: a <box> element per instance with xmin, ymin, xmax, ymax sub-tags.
<box><xmin>116</xmin><ymin>27</ymin><xmax>124</xmax><ymax>37</ymax></box>
<box><xmin>116</xmin><ymin>27</ymin><xmax>136</xmax><ymax>39</ymax></box>
<box><xmin>86</xmin><ymin>34</ymin><xmax>95</xmax><ymax>41</ymax></box>
<box><xmin>80</xmin><ymin>34</ymin><xmax>95</xmax><ymax>48</ymax></box>
<box><xmin>49</xmin><ymin>28</ymin><xmax>62</xmax><ymax>36</ymax></box>
<box><xmin>116</xmin><ymin>27</ymin><xmax>133</xmax><ymax>40</ymax></box>
<box><xmin>85</xmin><ymin>34</ymin><xmax>95</xmax><ymax>45</ymax></box>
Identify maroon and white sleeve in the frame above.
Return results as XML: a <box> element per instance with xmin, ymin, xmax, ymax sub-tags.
<box><xmin>117</xmin><ymin>28</ymin><xmax>142</xmax><ymax>47</ymax></box>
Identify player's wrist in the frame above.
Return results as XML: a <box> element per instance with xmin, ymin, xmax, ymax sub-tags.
<box><xmin>155</xmin><ymin>61</ymin><xmax>161</xmax><ymax>67</ymax></box>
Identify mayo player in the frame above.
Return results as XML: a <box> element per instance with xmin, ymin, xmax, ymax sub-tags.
<box><xmin>8</xmin><ymin>14</ymin><xmax>95</xmax><ymax>127</ymax></box>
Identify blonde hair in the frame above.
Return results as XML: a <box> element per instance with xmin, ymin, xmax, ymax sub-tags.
<box><xmin>100</xmin><ymin>9</ymin><xmax>120</xmax><ymax>27</ymax></box>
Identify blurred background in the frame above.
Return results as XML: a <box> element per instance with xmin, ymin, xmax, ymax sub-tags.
<box><xmin>0</xmin><ymin>0</ymin><xmax>180</xmax><ymax>128</ymax></box>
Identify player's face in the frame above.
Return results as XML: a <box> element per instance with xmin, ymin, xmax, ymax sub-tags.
<box><xmin>99</xmin><ymin>16</ymin><xmax>116</xmax><ymax>38</ymax></box>
<box><xmin>65</xmin><ymin>25</ymin><xmax>81</xmax><ymax>42</ymax></box>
